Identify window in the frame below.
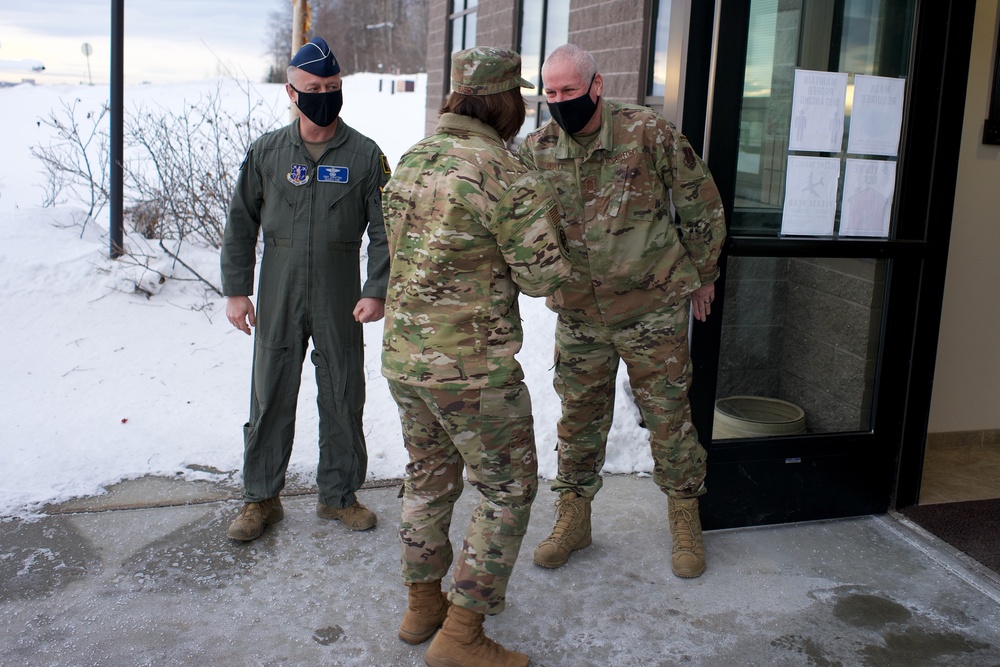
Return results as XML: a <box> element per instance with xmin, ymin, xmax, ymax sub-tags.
<box><xmin>449</xmin><ymin>0</ymin><xmax>478</xmax><ymax>55</ymax></box>
<box><xmin>647</xmin><ymin>0</ymin><xmax>672</xmax><ymax>100</ymax></box>
<box><xmin>516</xmin><ymin>0</ymin><xmax>570</xmax><ymax>141</ymax></box>
<box><xmin>731</xmin><ymin>0</ymin><xmax>915</xmax><ymax>236</ymax></box>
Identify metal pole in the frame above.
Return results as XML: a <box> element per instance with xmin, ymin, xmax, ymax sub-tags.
<box><xmin>110</xmin><ymin>0</ymin><xmax>124</xmax><ymax>258</ymax></box>
<box><xmin>290</xmin><ymin>0</ymin><xmax>309</xmax><ymax>121</ymax></box>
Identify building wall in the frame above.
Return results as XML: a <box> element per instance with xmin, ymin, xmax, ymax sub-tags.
<box><xmin>476</xmin><ymin>0</ymin><xmax>519</xmax><ymax>49</ymax></box>
<box><xmin>425</xmin><ymin>0</ymin><xmax>449</xmax><ymax>136</ymax></box>
<box><xmin>568</xmin><ymin>0</ymin><xmax>647</xmax><ymax>101</ymax></box>
<box><xmin>927</xmin><ymin>0</ymin><xmax>1000</xmax><ymax>435</ymax></box>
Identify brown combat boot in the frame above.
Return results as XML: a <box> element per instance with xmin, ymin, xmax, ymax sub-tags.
<box><xmin>399</xmin><ymin>581</ymin><xmax>451</xmax><ymax>645</ymax></box>
<box><xmin>226</xmin><ymin>496</ymin><xmax>284</xmax><ymax>541</ymax></box>
<box><xmin>532</xmin><ymin>491</ymin><xmax>592</xmax><ymax>568</ymax></box>
<box><xmin>316</xmin><ymin>500</ymin><xmax>377</xmax><ymax>530</ymax></box>
<box><xmin>668</xmin><ymin>496</ymin><xmax>706</xmax><ymax>578</ymax></box>
<box><xmin>424</xmin><ymin>604</ymin><xmax>529</xmax><ymax>667</ymax></box>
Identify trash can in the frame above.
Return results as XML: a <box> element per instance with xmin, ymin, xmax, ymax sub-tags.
<box><xmin>713</xmin><ymin>396</ymin><xmax>806</xmax><ymax>439</ymax></box>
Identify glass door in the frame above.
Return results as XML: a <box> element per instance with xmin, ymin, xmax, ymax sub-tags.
<box><xmin>688</xmin><ymin>0</ymin><xmax>975</xmax><ymax>528</ymax></box>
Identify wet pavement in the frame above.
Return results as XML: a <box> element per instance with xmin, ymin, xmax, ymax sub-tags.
<box><xmin>2</xmin><ymin>474</ymin><xmax>1000</xmax><ymax>666</ymax></box>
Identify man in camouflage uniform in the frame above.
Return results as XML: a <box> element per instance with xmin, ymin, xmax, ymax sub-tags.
<box><xmin>518</xmin><ymin>44</ymin><xmax>727</xmax><ymax>578</ymax></box>
<box><xmin>382</xmin><ymin>47</ymin><xmax>574</xmax><ymax>667</ymax></box>
<box><xmin>221</xmin><ymin>38</ymin><xmax>389</xmax><ymax>542</ymax></box>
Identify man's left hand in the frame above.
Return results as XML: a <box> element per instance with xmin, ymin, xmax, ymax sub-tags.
<box><xmin>353</xmin><ymin>297</ymin><xmax>385</xmax><ymax>323</ymax></box>
<box><xmin>691</xmin><ymin>284</ymin><xmax>716</xmax><ymax>323</ymax></box>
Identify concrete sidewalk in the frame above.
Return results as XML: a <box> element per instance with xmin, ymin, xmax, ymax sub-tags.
<box><xmin>3</xmin><ymin>474</ymin><xmax>1000</xmax><ymax>666</ymax></box>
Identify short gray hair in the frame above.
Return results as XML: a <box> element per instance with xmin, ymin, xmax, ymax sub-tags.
<box><xmin>542</xmin><ymin>44</ymin><xmax>598</xmax><ymax>84</ymax></box>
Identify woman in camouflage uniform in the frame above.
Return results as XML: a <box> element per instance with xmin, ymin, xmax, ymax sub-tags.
<box><xmin>381</xmin><ymin>47</ymin><xmax>573</xmax><ymax>667</ymax></box>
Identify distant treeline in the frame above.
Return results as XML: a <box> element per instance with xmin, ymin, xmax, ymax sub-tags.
<box><xmin>265</xmin><ymin>0</ymin><xmax>428</xmax><ymax>81</ymax></box>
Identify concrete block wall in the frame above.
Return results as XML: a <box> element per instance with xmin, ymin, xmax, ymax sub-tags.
<box><xmin>425</xmin><ymin>0</ymin><xmax>450</xmax><ymax>136</ymax></box>
<box><xmin>718</xmin><ymin>256</ymin><xmax>788</xmax><ymax>400</ymax></box>
<box><xmin>568</xmin><ymin>0</ymin><xmax>647</xmax><ymax>102</ymax></box>
<box><xmin>476</xmin><ymin>0</ymin><xmax>519</xmax><ymax>49</ymax></box>
<box><xmin>718</xmin><ymin>256</ymin><xmax>883</xmax><ymax>435</ymax></box>
<box><xmin>780</xmin><ymin>258</ymin><xmax>883</xmax><ymax>432</ymax></box>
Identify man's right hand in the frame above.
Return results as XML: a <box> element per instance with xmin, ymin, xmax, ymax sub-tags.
<box><xmin>226</xmin><ymin>296</ymin><xmax>256</xmax><ymax>335</ymax></box>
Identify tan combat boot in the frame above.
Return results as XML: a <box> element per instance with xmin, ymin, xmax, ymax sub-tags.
<box><xmin>532</xmin><ymin>491</ymin><xmax>592</xmax><ymax>568</ymax></box>
<box><xmin>399</xmin><ymin>580</ymin><xmax>451</xmax><ymax>645</ymax></box>
<box><xmin>668</xmin><ymin>496</ymin><xmax>706</xmax><ymax>578</ymax></box>
<box><xmin>424</xmin><ymin>604</ymin><xmax>529</xmax><ymax>667</ymax></box>
<box><xmin>226</xmin><ymin>496</ymin><xmax>284</xmax><ymax>541</ymax></box>
<box><xmin>316</xmin><ymin>500</ymin><xmax>377</xmax><ymax>530</ymax></box>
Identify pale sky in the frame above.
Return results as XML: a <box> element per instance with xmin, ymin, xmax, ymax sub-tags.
<box><xmin>0</xmin><ymin>0</ymin><xmax>281</xmax><ymax>85</ymax></box>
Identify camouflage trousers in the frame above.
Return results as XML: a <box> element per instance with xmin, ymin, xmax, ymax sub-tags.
<box><xmin>388</xmin><ymin>380</ymin><xmax>538</xmax><ymax>615</ymax></box>
<box><xmin>552</xmin><ymin>302</ymin><xmax>707</xmax><ymax>500</ymax></box>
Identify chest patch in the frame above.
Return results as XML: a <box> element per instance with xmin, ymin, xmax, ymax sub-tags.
<box><xmin>287</xmin><ymin>163</ymin><xmax>310</xmax><ymax>186</ymax></box>
<box><xmin>317</xmin><ymin>165</ymin><xmax>350</xmax><ymax>183</ymax></box>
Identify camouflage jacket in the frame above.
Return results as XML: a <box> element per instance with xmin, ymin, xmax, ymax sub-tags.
<box><xmin>381</xmin><ymin>113</ymin><xmax>572</xmax><ymax>390</ymax></box>
<box><xmin>518</xmin><ymin>99</ymin><xmax>727</xmax><ymax>325</ymax></box>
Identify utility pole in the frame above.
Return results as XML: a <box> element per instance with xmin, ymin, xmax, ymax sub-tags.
<box><xmin>290</xmin><ymin>0</ymin><xmax>310</xmax><ymax>120</ymax></box>
<box><xmin>109</xmin><ymin>1</ymin><xmax>123</xmax><ymax>258</ymax></box>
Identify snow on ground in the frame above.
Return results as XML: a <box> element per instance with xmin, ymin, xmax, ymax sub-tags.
<box><xmin>0</xmin><ymin>73</ymin><xmax>651</xmax><ymax>519</ymax></box>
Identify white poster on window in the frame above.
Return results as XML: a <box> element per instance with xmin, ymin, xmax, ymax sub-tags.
<box><xmin>848</xmin><ymin>75</ymin><xmax>906</xmax><ymax>156</ymax></box>
<box><xmin>839</xmin><ymin>159</ymin><xmax>896</xmax><ymax>237</ymax></box>
<box><xmin>788</xmin><ymin>69</ymin><xmax>848</xmax><ymax>153</ymax></box>
<box><xmin>781</xmin><ymin>156</ymin><xmax>841</xmax><ymax>236</ymax></box>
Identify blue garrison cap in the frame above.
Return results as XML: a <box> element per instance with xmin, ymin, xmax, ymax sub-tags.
<box><xmin>290</xmin><ymin>37</ymin><xmax>341</xmax><ymax>77</ymax></box>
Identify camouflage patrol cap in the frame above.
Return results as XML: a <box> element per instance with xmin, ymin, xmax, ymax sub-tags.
<box><xmin>451</xmin><ymin>47</ymin><xmax>533</xmax><ymax>96</ymax></box>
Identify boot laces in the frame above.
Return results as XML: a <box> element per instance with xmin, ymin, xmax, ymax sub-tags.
<box><xmin>670</xmin><ymin>505</ymin><xmax>699</xmax><ymax>551</ymax></box>
<box><xmin>239</xmin><ymin>502</ymin><xmax>261</xmax><ymax>519</ymax></box>
<box><xmin>547</xmin><ymin>497</ymin><xmax>582</xmax><ymax>541</ymax></box>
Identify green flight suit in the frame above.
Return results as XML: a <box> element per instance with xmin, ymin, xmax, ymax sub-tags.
<box><xmin>221</xmin><ymin>119</ymin><xmax>390</xmax><ymax>508</ymax></box>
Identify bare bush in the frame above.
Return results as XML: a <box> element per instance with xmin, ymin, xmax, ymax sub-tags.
<box><xmin>32</xmin><ymin>80</ymin><xmax>282</xmax><ymax>296</ymax></box>
<box><xmin>126</xmin><ymin>82</ymin><xmax>276</xmax><ymax>250</ymax></box>
<box><xmin>30</xmin><ymin>98</ymin><xmax>110</xmax><ymax>233</ymax></box>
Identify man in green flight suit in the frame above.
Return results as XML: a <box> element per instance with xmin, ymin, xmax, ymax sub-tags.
<box><xmin>221</xmin><ymin>37</ymin><xmax>390</xmax><ymax>542</ymax></box>
<box><xmin>519</xmin><ymin>44</ymin><xmax>727</xmax><ymax>578</ymax></box>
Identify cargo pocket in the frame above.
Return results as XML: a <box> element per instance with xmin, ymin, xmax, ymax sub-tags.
<box><xmin>480</xmin><ymin>385</ymin><xmax>537</xmax><ymax>536</ymax></box>
<box><xmin>251</xmin><ymin>338</ymin><xmax>291</xmax><ymax>418</ymax></box>
<box><xmin>479</xmin><ymin>385</ymin><xmax>535</xmax><ymax>485</ymax></box>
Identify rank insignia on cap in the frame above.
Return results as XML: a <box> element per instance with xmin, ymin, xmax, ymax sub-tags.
<box><xmin>290</xmin><ymin>37</ymin><xmax>340</xmax><ymax>77</ymax></box>
<box><xmin>380</xmin><ymin>153</ymin><xmax>391</xmax><ymax>175</ymax></box>
<box><xmin>287</xmin><ymin>163</ymin><xmax>310</xmax><ymax>186</ymax></box>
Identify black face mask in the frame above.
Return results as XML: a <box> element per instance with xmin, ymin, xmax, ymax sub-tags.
<box><xmin>292</xmin><ymin>86</ymin><xmax>343</xmax><ymax>128</ymax></box>
<box><xmin>547</xmin><ymin>75</ymin><xmax>599</xmax><ymax>135</ymax></box>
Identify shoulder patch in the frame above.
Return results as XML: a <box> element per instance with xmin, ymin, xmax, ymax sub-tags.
<box><xmin>380</xmin><ymin>153</ymin><xmax>391</xmax><ymax>175</ymax></box>
<box><xmin>683</xmin><ymin>146</ymin><xmax>697</xmax><ymax>170</ymax></box>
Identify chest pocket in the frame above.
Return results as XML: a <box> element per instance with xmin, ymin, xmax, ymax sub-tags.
<box><xmin>258</xmin><ymin>161</ymin><xmax>297</xmax><ymax>240</ymax></box>
<box><xmin>608</xmin><ymin>156</ymin><xmax>657</xmax><ymax>220</ymax></box>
